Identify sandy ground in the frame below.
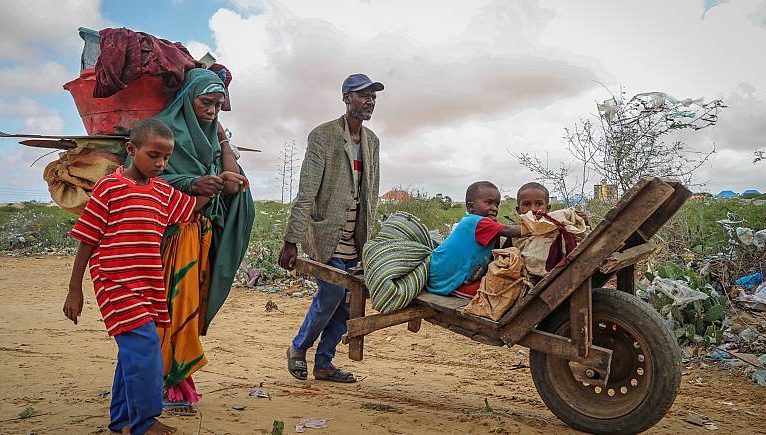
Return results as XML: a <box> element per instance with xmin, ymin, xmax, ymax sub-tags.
<box><xmin>0</xmin><ymin>256</ymin><xmax>765</xmax><ymax>435</ymax></box>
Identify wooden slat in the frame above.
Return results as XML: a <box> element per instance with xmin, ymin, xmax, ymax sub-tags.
<box><xmin>424</xmin><ymin>313</ymin><xmax>505</xmax><ymax>346</ymax></box>
<box><xmin>407</xmin><ymin>319</ymin><xmax>422</xmax><ymax>333</ymax></box>
<box><xmin>602</xmin><ymin>178</ymin><xmax>653</xmax><ymax>222</ymax></box>
<box><xmin>539</xmin><ymin>181</ymin><xmax>672</xmax><ymax>309</ymax></box>
<box><xmin>19</xmin><ymin>139</ymin><xmax>76</xmax><ymax>150</ymax></box>
<box><xmin>420</xmin><ymin>303</ymin><xmax>613</xmax><ymax>374</ymax></box>
<box><xmin>414</xmin><ymin>292</ymin><xmax>501</xmax><ymax>329</ymax></box>
<box><xmin>294</xmin><ymin>258</ymin><xmax>366</xmax><ymax>293</ymax></box>
<box><xmin>569</xmin><ymin>280</ymin><xmax>592</xmax><ymax>358</ymax></box>
<box><xmin>638</xmin><ymin>182</ymin><xmax>692</xmax><ymax>238</ymax></box>
<box><xmin>518</xmin><ymin>329</ymin><xmax>613</xmax><ymax>374</ymax></box>
<box><xmin>518</xmin><ymin>329</ymin><xmax>612</xmax><ymax>372</ymax></box>
<box><xmin>346</xmin><ymin>306</ymin><xmax>437</xmax><ymax>338</ymax></box>
<box><xmin>599</xmin><ymin>242</ymin><xmax>656</xmax><ymax>274</ymax></box>
<box><xmin>499</xmin><ymin>178</ymin><xmax>675</xmax><ymax>344</ymax></box>
<box><xmin>415</xmin><ymin>292</ymin><xmax>469</xmax><ymax>314</ymax></box>
<box><xmin>0</xmin><ymin>130</ymin><xmax>127</xmax><ymax>139</ymax></box>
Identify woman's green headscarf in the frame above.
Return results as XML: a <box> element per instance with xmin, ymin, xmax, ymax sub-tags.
<box><xmin>153</xmin><ymin>68</ymin><xmax>255</xmax><ymax>332</ymax></box>
<box><xmin>155</xmin><ymin>68</ymin><xmax>225</xmax><ymax>191</ymax></box>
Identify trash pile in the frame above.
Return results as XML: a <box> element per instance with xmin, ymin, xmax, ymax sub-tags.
<box><xmin>638</xmin><ymin>213</ymin><xmax>766</xmax><ymax>386</ymax></box>
<box><xmin>637</xmin><ymin>267</ymin><xmax>726</xmax><ymax>347</ymax></box>
<box><xmin>235</xmin><ymin>248</ymin><xmax>317</xmax><ymax>298</ymax></box>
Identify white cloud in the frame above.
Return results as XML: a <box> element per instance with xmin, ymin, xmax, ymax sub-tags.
<box><xmin>0</xmin><ymin>0</ymin><xmax>108</xmax><ymax>63</ymax></box>
<box><xmin>0</xmin><ymin>96</ymin><xmax>64</xmax><ymax>201</ymax></box>
<box><xmin>0</xmin><ymin>146</ymin><xmax>59</xmax><ymax>203</ymax></box>
<box><xmin>694</xmin><ymin>148</ymin><xmax>764</xmax><ymax>192</ymax></box>
<box><xmin>539</xmin><ymin>0</ymin><xmax>766</xmax><ymax>96</ymax></box>
<box><xmin>0</xmin><ymin>62</ymin><xmax>72</xmax><ymax>95</ymax></box>
<box><xmin>184</xmin><ymin>39</ymin><xmax>214</xmax><ymax>61</ymax></box>
<box><xmin>210</xmin><ymin>0</ymin><xmax>603</xmax><ymax>200</ymax></box>
<box><xmin>0</xmin><ymin>97</ymin><xmax>65</xmax><ymax>134</ymax></box>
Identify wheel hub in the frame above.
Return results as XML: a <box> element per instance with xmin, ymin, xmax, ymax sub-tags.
<box><xmin>547</xmin><ymin>315</ymin><xmax>652</xmax><ymax>419</ymax></box>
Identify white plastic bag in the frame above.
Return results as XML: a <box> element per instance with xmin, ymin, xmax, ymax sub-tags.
<box><xmin>647</xmin><ymin>277</ymin><xmax>708</xmax><ymax>307</ymax></box>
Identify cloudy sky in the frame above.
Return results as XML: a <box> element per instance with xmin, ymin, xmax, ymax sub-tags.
<box><xmin>0</xmin><ymin>0</ymin><xmax>764</xmax><ymax>203</ymax></box>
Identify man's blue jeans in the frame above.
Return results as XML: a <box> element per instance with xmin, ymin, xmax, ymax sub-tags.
<box><xmin>292</xmin><ymin>257</ymin><xmax>358</xmax><ymax>370</ymax></box>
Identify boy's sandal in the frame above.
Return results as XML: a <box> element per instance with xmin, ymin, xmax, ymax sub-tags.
<box><xmin>286</xmin><ymin>346</ymin><xmax>308</xmax><ymax>380</ymax></box>
<box><xmin>164</xmin><ymin>404</ymin><xmax>197</xmax><ymax>416</ymax></box>
<box><xmin>313</xmin><ymin>367</ymin><xmax>356</xmax><ymax>383</ymax></box>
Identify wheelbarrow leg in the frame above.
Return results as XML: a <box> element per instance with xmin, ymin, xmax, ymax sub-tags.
<box><xmin>347</xmin><ymin>286</ymin><xmax>366</xmax><ymax>361</ymax></box>
<box><xmin>617</xmin><ymin>265</ymin><xmax>636</xmax><ymax>294</ymax></box>
<box><xmin>570</xmin><ymin>279</ymin><xmax>592</xmax><ymax>358</ymax></box>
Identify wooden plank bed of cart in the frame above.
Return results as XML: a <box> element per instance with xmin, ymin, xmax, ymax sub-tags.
<box><xmin>295</xmin><ymin>177</ymin><xmax>690</xmax><ymax>435</ymax></box>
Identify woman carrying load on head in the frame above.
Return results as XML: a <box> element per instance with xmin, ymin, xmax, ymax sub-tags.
<box><xmin>151</xmin><ymin>67</ymin><xmax>255</xmax><ymax>412</ymax></box>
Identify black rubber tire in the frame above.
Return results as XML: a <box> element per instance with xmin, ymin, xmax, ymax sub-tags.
<box><xmin>529</xmin><ymin>288</ymin><xmax>681</xmax><ymax>434</ymax></box>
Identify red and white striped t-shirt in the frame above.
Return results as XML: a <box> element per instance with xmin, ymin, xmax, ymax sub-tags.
<box><xmin>70</xmin><ymin>168</ymin><xmax>196</xmax><ymax>336</ymax></box>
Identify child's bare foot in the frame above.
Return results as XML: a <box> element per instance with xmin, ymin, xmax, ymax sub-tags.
<box><xmin>145</xmin><ymin>420</ymin><xmax>177</xmax><ymax>435</ymax></box>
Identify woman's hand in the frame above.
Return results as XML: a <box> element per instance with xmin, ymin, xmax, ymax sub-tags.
<box><xmin>220</xmin><ymin>171</ymin><xmax>249</xmax><ymax>195</ymax></box>
<box><xmin>192</xmin><ymin>175</ymin><xmax>224</xmax><ymax>197</ymax></box>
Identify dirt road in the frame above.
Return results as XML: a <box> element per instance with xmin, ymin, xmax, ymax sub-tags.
<box><xmin>0</xmin><ymin>256</ymin><xmax>764</xmax><ymax>434</ymax></box>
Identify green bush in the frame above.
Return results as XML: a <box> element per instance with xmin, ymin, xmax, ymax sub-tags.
<box><xmin>0</xmin><ymin>204</ymin><xmax>78</xmax><ymax>254</ymax></box>
<box><xmin>245</xmin><ymin>200</ymin><xmax>292</xmax><ymax>282</ymax></box>
<box><xmin>659</xmin><ymin>198</ymin><xmax>766</xmax><ymax>258</ymax></box>
<box><xmin>378</xmin><ymin>194</ymin><xmax>519</xmax><ymax>235</ymax></box>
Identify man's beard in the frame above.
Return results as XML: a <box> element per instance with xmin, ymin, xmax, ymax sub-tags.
<box><xmin>350</xmin><ymin>107</ymin><xmax>372</xmax><ymax>121</ymax></box>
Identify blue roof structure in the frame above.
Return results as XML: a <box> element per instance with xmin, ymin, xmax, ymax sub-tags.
<box><xmin>742</xmin><ymin>189</ymin><xmax>761</xmax><ymax>196</ymax></box>
<box><xmin>717</xmin><ymin>190</ymin><xmax>737</xmax><ymax>197</ymax></box>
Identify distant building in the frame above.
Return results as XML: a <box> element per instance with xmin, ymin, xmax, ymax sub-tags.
<box><xmin>690</xmin><ymin>192</ymin><xmax>712</xmax><ymax>201</ymax></box>
<box><xmin>594</xmin><ymin>179</ymin><xmax>618</xmax><ymax>202</ymax></box>
<box><xmin>716</xmin><ymin>190</ymin><xmax>738</xmax><ymax>198</ymax></box>
<box><xmin>741</xmin><ymin>189</ymin><xmax>762</xmax><ymax>198</ymax></box>
<box><xmin>380</xmin><ymin>189</ymin><xmax>413</xmax><ymax>202</ymax></box>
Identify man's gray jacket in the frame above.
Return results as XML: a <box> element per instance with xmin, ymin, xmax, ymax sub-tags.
<box><xmin>284</xmin><ymin>115</ymin><xmax>380</xmax><ymax>263</ymax></box>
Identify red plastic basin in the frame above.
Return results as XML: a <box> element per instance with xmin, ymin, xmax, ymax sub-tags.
<box><xmin>63</xmin><ymin>68</ymin><xmax>176</xmax><ymax>135</ymax></box>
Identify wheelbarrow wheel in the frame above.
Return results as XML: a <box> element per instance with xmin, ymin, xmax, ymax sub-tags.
<box><xmin>529</xmin><ymin>287</ymin><xmax>681</xmax><ymax>435</ymax></box>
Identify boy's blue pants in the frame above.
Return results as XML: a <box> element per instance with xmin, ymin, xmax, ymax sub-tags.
<box><xmin>292</xmin><ymin>257</ymin><xmax>357</xmax><ymax>370</ymax></box>
<box><xmin>108</xmin><ymin>321</ymin><xmax>163</xmax><ymax>435</ymax></box>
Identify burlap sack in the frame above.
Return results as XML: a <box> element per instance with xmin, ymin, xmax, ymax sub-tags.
<box><xmin>513</xmin><ymin>208</ymin><xmax>589</xmax><ymax>277</ymax></box>
<box><xmin>463</xmin><ymin>247</ymin><xmax>529</xmax><ymax>321</ymax></box>
<box><xmin>43</xmin><ymin>142</ymin><xmax>124</xmax><ymax>215</ymax></box>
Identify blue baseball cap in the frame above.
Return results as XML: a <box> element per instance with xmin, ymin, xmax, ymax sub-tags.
<box><xmin>342</xmin><ymin>73</ymin><xmax>384</xmax><ymax>94</ymax></box>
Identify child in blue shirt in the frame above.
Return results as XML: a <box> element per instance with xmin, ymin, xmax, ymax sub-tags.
<box><xmin>426</xmin><ymin>181</ymin><xmax>525</xmax><ymax>298</ymax></box>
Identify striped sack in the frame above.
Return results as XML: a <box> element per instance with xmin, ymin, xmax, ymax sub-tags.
<box><xmin>363</xmin><ymin>211</ymin><xmax>435</xmax><ymax>314</ymax></box>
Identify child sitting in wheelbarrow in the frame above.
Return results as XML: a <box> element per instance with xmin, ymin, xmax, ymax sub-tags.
<box><xmin>509</xmin><ymin>182</ymin><xmax>590</xmax><ymax>280</ymax></box>
<box><xmin>426</xmin><ymin>181</ymin><xmax>527</xmax><ymax>298</ymax></box>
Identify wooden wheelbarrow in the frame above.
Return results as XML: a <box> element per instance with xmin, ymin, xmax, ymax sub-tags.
<box><xmin>295</xmin><ymin>177</ymin><xmax>690</xmax><ymax>435</ymax></box>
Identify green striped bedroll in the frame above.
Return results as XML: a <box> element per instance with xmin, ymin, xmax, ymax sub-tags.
<box><xmin>362</xmin><ymin>211</ymin><xmax>434</xmax><ymax>314</ymax></box>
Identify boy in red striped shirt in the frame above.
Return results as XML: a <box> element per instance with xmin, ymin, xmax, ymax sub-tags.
<box><xmin>63</xmin><ymin>119</ymin><xmax>247</xmax><ymax>435</ymax></box>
